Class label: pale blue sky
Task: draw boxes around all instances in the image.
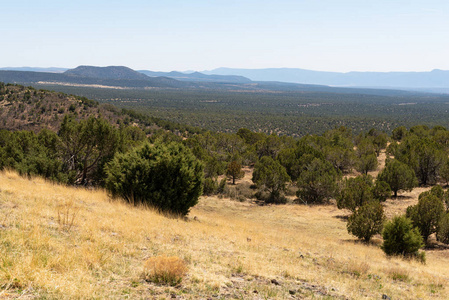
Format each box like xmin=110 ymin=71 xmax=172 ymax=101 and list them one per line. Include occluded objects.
xmin=1 ymin=0 xmax=448 ymax=72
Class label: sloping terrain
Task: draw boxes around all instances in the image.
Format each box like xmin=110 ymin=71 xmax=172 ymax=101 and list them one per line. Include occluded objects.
xmin=0 ymin=66 xmax=432 ymax=96
xmin=138 ymin=70 xmax=252 ymax=84
xmin=0 ymin=83 xmax=201 ymax=135
xmin=64 ymin=66 xmax=151 ymax=81
xmin=0 ymin=168 xmax=448 ymax=299
xmin=0 ymin=84 xmax=115 ymax=132
xmin=204 ymin=68 xmax=449 ymax=90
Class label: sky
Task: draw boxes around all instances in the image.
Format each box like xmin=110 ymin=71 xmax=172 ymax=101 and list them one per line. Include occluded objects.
xmin=1 ymin=0 xmax=448 ymax=72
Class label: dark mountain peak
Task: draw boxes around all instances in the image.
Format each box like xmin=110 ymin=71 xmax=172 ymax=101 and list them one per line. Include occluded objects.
xmin=64 ymin=65 xmax=150 ymax=80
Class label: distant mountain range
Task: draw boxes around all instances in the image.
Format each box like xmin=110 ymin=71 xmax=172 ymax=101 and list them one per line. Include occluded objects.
xmin=65 ymin=65 xmax=150 ymax=81
xmin=0 ymin=68 xmax=187 ymax=88
xmin=0 ymin=67 xmax=67 ymax=73
xmin=203 ymin=67 xmax=449 ymax=92
xmin=2 ymin=65 xmax=449 ymax=92
xmin=138 ymin=70 xmax=251 ymax=83
xmin=0 ymin=66 xmax=251 ymax=84
xmin=0 ymin=65 xmax=447 ymax=95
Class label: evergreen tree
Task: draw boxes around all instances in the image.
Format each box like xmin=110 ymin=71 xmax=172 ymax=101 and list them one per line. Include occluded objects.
xmin=378 ymin=159 xmax=417 ymax=197
xmin=296 ymin=158 xmax=340 ymax=204
xmin=105 ymin=142 xmax=204 ymax=216
xmin=337 ymin=175 xmax=374 ymax=211
xmin=347 ymin=201 xmax=385 ymax=242
xmin=406 ymin=193 xmax=445 ymax=243
xmin=381 ymin=215 xmax=424 ymax=261
xmin=252 ymin=156 xmax=290 ymax=203
xmin=226 ymin=161 xmax=244 ymax=185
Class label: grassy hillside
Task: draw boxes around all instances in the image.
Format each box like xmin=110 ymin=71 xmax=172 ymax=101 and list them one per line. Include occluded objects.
xmin=1 ymin=169 xmax=448 ymax=299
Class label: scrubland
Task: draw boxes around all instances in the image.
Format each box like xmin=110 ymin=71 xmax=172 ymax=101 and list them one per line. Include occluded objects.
xmin=1 ymin=169 xmax=448 ymax=299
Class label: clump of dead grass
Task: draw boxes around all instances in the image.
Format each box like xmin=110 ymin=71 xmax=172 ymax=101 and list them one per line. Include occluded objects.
xmin=385 ymin=266 xmax=410 ymax=282
xmin=143 ymin=256 xmax=188 ymax=286
xmin=344 ymin=260 xmax=370 ymax=278
xmin=56 ymin=198 xmax=80 ymax=232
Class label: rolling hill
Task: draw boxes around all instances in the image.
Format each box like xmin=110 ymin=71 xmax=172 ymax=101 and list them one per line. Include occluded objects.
xmin=204 ymin=67 xmax=449 ymax=92
xmin=138 ymin=70 xmax=252 ymax=83
xmin=0 ymin=67 xmax=432 ymax=97
xmin=0 ymin=69 xmax=190 ymax=89
xmin=0 ymin=82 xmax=202 ymax=135
xmin=64 ymin=65 xmax=151 ymax=81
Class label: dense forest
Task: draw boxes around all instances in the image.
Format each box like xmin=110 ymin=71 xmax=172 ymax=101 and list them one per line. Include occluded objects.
xmin=32 ymin=83 xmax=449 ymax=137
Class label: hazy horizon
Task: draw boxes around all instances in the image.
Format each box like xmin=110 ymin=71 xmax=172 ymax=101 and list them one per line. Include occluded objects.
xmin=1 ymin=66 xmax=448 ymax=74
xmin=1 ymin=0 xmax=448 ymax=73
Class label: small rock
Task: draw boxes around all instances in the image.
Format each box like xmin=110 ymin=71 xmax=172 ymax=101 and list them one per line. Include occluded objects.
xmin=271 ymin=279 xmax=280 ymax=285
xmin=289 ymin=289 xmax=296 ymax=295
xmin=382 ymin=295 xmax=391 ymax=300
xmin=231 ymin=277 xmax=244 ymax=282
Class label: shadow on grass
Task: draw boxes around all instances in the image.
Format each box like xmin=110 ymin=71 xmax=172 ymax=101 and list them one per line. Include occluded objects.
xmin=341 ymin=237 xmax=383 ymax=247
xmin=334 ymin=214 xmax=349 ymax=221
xmin=390 ymin=195 xmax=414 ymax=200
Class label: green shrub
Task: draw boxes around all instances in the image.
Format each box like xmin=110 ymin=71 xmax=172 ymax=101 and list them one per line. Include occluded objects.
xmin=296 ymin=158 xmax=339 ymax=204
xmin=377 ymin=159 xmax=417 ymax=197
xmin=203 ymin=177 xmax=218 ymax=196
xmin=372 ymin=180 xmax=391 ymax=202
xmin=406 ymin=193 xmax=444 ymax=242
xmin=266 ymin=190 xmax=287 ymax=204
xmin=337 ymin=175 xmax=374 ymax=211
xmin=437 ymin=213 xmax=449 ymax=244
xmin=252 ymin=156 xmax=290 ymax=204
xmin=355 ymin=153 xmax=378 ymax=175
xmin=217 ymin=178 xmax=227 ymax=194
xmin=418 ymin=185 xmax=444 ymax=200
xmin=381 ymin=215 xmax=425 ymax=261
xmin=105 ymin=142 xmax=204 ymax=216
xmin=347 ymin=201 xmax=385 ymax=242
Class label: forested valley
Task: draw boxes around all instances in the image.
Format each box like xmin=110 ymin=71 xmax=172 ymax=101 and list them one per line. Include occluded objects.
xmin=32 ymin=83 xmax=449 ymax=137
xmin=3 ymin=81 xmax=449 ymax=298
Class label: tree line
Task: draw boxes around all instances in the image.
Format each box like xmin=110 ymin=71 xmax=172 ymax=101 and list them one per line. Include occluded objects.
xmin=3 ymin=83 xmax=449 ymax=260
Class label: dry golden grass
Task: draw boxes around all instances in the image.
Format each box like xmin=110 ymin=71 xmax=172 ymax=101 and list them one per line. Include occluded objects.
xmin=1 ymin=169 xmax=449 ymax=299
xmin=143 ymin=256 xmax=187 ymax=286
